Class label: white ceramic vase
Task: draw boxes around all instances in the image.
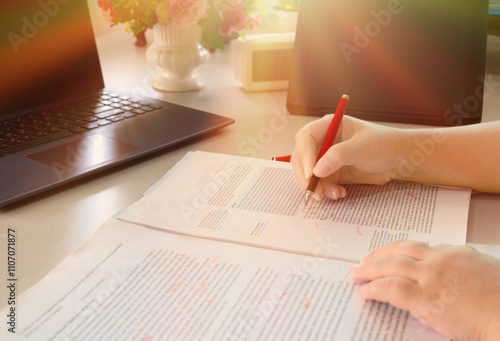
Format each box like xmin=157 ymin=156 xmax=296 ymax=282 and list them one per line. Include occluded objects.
xmin=146 ymin=24 xmax=209 ymax=92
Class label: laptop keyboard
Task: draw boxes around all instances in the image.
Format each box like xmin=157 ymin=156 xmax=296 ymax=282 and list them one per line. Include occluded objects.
xmin=0 ymin=91 xmax=162 ymax=156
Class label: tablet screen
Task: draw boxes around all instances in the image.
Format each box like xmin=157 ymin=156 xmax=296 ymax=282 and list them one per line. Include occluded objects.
xmin=286 ymin=0 xmax=489 ymax=126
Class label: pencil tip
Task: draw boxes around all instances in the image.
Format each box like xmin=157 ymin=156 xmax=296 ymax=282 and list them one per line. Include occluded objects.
xmin=304 ymin=191 xmax=313 ymax=208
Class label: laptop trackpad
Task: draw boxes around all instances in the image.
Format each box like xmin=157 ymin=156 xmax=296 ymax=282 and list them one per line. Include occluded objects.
xmin=26 ymin=134 xmax=138 ymax=175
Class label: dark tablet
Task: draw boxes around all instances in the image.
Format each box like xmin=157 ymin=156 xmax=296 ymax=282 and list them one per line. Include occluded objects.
xmin=286 ymin=0 xmax=489 ymax=126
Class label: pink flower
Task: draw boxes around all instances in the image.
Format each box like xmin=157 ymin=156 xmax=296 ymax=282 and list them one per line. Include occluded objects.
xmin=97 ymin=0 xmax=115 ymax=21
xmin=161 ymin=0 xmax=209 ymax=28
xmin=97 ymin=0 xmax=112 ymax=11
xmin=97 ymin=0 xmax=260 ymax=49
xmin=218 ymin=3 xmax=259 ymax=37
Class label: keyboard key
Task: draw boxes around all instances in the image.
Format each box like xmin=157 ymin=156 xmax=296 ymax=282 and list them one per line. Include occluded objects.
xmin=107 ymin=115 xmax=125 ymax=122
xmin=4 ymin=137 xmax=22 ymax=145
xmin=131 ymin=109 xmax=146 ymax=115
xmin=78 ymin=111 xmax=96 ymax=117
xmin=43 ymin=127 xmax=62 ymax=134
xmin=123 ymin=112 xmax=137 ymax=118
xmin=81 ymin=122 xmax=99 ymax=130
xmin=95 ymin=108 xmax=124 ymax=119
xmin=91 ymin=105 xmax=114 ymax=114
xmin=97 ymin=119 xmax=111 ymax=126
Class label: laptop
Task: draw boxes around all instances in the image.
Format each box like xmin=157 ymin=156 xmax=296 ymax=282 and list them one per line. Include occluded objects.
xmin=0 ymin=0 xmax=234 ymax=207
xmin=287 ymin=0 xmax=489 ymax=126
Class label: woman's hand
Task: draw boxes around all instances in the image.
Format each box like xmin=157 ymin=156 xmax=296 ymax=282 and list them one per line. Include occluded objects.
xmin=291 ymin=115 xmax=404 ymax=200
xmin=352 ymin=241 xmax=500 ymax=341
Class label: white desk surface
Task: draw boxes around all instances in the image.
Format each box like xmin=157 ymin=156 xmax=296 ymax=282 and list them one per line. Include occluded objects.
xmin=1 ymin=31 xmax=500 ymax=303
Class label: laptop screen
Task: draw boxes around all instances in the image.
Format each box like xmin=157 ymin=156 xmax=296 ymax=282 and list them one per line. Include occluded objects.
xmin=286 ymin=0 xmax=489 ymax=126
xmin=0 ymin=0 xmax=104 ymax=115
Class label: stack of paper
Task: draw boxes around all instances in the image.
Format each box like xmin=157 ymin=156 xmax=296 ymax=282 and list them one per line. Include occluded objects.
xmin=1 ymin=152 xmax=473 ymax=340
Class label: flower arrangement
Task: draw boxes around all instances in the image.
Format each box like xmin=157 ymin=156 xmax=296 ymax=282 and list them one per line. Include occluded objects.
xmin=98 ymin=0 xmax=261 ymax=49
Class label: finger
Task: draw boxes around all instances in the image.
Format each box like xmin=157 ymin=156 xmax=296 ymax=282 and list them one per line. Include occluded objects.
xmin=359 ymin=277 xmax=420 ymax=313
xmin=321 ymin=181 xmax=347 ymax=200
xmin=352 ymin=255 xmax=421 ymax=283
xmin=291 ymin=150 xmax=309 ymax=191
xmin=312 ymin=183 xmax=324 ymax=201
xmin=291 ymin=153 xmax=330 ymax=202
xmin=361 ymin=240 xmax=431 ymax=265
xmin=313 ymin=142 xmax=347 ymax=178
xmin=295 ymin=115 xmax=342 ymax=163
xmin=291 ymin=149 xmax=326 ymax=201
xmin=292 ymin=133 xmax=320 ymax=185
xmin=313 ymin=137 xmax=364 ymax=178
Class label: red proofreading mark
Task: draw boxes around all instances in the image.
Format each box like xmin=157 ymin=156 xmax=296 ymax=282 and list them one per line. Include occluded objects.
xmin=302 ymin=297 xmax=310 ymax=309
xmin=276 ymin=292 xmax=286 ymax=300
xmin=168 ymin=281 xmax=181 ymax=293
xmin=205 ymin=256 xmax=220 ymax=269
xmin=356 ymin=214 xmax=373 ymax=236
xmin=325 ymin=277 xmax=332 ymax=286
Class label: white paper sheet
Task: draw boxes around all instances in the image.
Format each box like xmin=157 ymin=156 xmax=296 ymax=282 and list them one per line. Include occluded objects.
xmin=0 ymin=219 xmax=447 ymax=341
xmin=118 ymin=151 xmax=471 ymax=262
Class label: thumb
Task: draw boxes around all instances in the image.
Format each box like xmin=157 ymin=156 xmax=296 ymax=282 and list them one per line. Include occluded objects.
xmin=313 ymin=140 xmax=358 ymax=178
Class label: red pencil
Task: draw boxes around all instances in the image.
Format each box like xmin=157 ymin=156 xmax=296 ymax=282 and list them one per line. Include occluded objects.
xmin=305 ymin=94 xmax=349 ymax=206
xmin=271 ymin=155 xmax=292 ymax=162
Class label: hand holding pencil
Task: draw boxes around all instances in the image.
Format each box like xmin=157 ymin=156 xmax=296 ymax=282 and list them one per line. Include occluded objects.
xmin=303 ymin=94 xmax=349 ymax=206
xmin=290 ymin=97 xmax=401 ymax=203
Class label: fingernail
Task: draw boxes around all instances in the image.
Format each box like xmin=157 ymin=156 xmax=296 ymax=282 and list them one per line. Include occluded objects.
xmin=339 ymin=187 xmax=347 ymax=198
xmin=351 ymin=268 xmax=364 ymax=283
xmin=331 ymin=190 xmax=338 ymax=200
xmin=304 ymin=166 xmax=310 ymax=180
xmin=359 ymin=286 xmax=369 ymax=298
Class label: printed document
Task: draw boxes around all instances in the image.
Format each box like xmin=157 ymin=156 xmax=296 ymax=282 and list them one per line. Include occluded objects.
xmin=118 ymin=151 xmax=471 ymax=262
xmin=1 ymin=219 xmax=448 ymax=341
xmin=1 ymin=151 xmax=472 ymax=340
